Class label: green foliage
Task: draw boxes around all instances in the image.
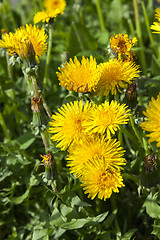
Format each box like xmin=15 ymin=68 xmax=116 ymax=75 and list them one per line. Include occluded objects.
xmin=1 ymin=0 xmax=160 ymax=239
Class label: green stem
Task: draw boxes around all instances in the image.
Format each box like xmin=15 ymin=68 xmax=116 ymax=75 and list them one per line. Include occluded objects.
xmin=72 ymin=21 xmax=85 ymax=51
xmin=31 ymin=75 xmax=39 ymax=98
xmin=142 ymin=136 xmax=151 ymax=155
xmin=6 ymin=53 xmax=13 ymax=80
xmin=141 ymin=1 xmax=158 ymax=58
xmin=133 ymin=0 xmax=147 ymax=74
xmin=43 ymin=25 xmax=53 ymax=90
xmin=22 ymin=68 xmax=32 ymax=92
xmin=127 ymin=18 xmax=135 ymax=36
xmin=118 ymin=127 xmax=123 ymax=146
xmin=0 ymin=112 xmax=11 ymax=144
xmin=95 ymin=0 xmax=106 ymax=33
xmin=42 ymin=98 xmax=52 ymax=119
xmin=40 ymin=129 xmax=50 ymax=150
xmin=120 ymin=125 xmax=139 ymax=147
xmin=129 ymin=114 xmax=143 ymax=147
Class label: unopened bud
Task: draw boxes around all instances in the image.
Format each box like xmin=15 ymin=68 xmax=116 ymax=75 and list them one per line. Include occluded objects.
xmin=40 ymin=152 xmax=57 ymax=180
xmin=31 ymin=96 xmax=48 ymax=128
xmin=141 ymin=154 xmax=160 ymax=188
xmin=124 ymin=81 xmax=138 ymax=109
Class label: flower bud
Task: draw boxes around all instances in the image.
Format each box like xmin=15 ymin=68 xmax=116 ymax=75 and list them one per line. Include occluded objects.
xmin=124 ymin=81 xmax=138 ymax=109
xmin=31 ymin=96 xmax=48 ymax=128
xmin=141 ymin=154 xmax=160 ymax=188
xmin=40 ymin=152 xmax=57 ymax=180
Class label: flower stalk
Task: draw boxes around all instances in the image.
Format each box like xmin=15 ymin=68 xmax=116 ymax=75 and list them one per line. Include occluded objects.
xmin=129 ymin=114 xmax=143 ymax=147
xmin=43 ymin=24 xmax=54 ymax=90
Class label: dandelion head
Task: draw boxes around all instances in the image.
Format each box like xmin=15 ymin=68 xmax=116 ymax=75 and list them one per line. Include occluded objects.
xmin=67 ymin=136 xmax=126 ymax=178
xmin=49 ymin=101 xmax=92 ymax=151
xmin=0 ymin=24 xmax=48 ymax=62
xmin=110 ymin=33 xmax=137 ymax=60
xmin=96 ymin=59 xmax=140 ymax=96
xmin=84 ymin=100 xmax=130 ymax=138
xmin=150 ymin=8 xmax=160 ymax=34
xmin=81 ymin=158 xmax=125 ymax=200
xmin=154 ymin=8 xmax=160 ymax=21
xmin=140 ymin=94 xmax=160 ymax=147
xmin=40 ymin=152 xmax=55 ymax=168
xmin=34 ymin=9 xmax=63 ymax=24
xmin=150 ymin=21 xmax=160 ymax=34
xmin=56 ymin=56 xmax=101 ymax=93
xmin=44 ymin=0 xmax=66 ymax=12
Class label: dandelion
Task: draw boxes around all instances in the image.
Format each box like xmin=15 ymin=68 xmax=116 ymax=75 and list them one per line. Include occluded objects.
xmin=44 ymin=0 xmax=66 ymax=12
xmin=84 ymin=100 xmax=130 ymax=138
xmin=150 ymin=8 xmax=160 ymax=33
xmin=56 ymin=56 xmax=101 ymax=93
xmin=140 ymin=94 xmax=160 ymax=147
xmin=34 ymin=9 xmax=63 ymax=24
xmin=0 ymin=24 xmax=48 ymax=62
xmin=110 ymin=33 xmax=137 ymax=60
xmin=49 ymin=101 xmax=92 ymax=150
xmin=155 ymin=8 xmax=160 ymax=21
xmin=67 ymin=136 xmax=126 ymax=178
xmin=80 ymin=157 xmax=125 ymax=200
xmin=40 ymin=152 xmax=54 ymax=168
xmin=96 ymin=59 xmax=140 ymax=96
xmin=151 ymin=22 xmax=160 ymax=34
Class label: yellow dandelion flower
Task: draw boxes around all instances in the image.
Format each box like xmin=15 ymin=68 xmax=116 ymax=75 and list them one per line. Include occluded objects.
xmin=150 ymin=21 xmax=160 ymax=33
xmin=110 ymin=33 xmax=137 ymax=60
xmin=67 ymin=136 xmax=126 ymax=178
xmin=40 ymin=152 xmax=54 ymax=168
xmin=80 ymin=158 xmax=125 ymax=200
xmin=140 ymin=94 xmax=160 ymax=147
xmin=49 ymin=100 xmax=92 ymax=150
xmin=96 ymin=59 xmax=140 ymax=96
xmin=84 ymin=100 xmax=130 ymax=138
xmin=150 ymin=8 xmax=160 ymax=33
xmin=155 ymin=8 xmax=160 ymax=21
xmin=0 ymin=24 xmax=47 ymax=62
xmin=56 ymin=56 xmax=101 ymax=93
xmin=44 ymin=0 xmax=66 ymax=12
xmin=34 ymin=9 xmax=63 ymax=24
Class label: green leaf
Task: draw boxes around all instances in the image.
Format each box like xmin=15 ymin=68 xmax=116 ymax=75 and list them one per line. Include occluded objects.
xmin=121 ymin=229 xmax=137 ymax=240
xmin=152 ymin=219 xmax=160 ymax=239
xmin=50 ymin=208 xmax=66 ymax=226
xmin=15 ymin=132 xmax=35 ymax=150
xmin=32 ymin=229 xmax=48 ymax=240
xmin=143 ymin=193 xmax=160 ymax=219
xmin=71 ymin=196 xmax=91 ymax=207
xmin=60 ymin=211 xmax=109 ymax=230
xmin=0 ymin=169 xmax=12 ymax=181
xmin=54 ymin=228 xmax=66 ymax=239
xmin=11 ymin=188 xmax=30 ymax=205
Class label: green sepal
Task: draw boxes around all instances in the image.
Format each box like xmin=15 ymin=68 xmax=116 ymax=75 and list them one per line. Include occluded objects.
xmin=141 ymin=161 xmax=160 ymax=188
xmin=32 ymin=111 xmax=48 ymax=128
xmin=44 ymin=165 xmax=57 ymax=181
